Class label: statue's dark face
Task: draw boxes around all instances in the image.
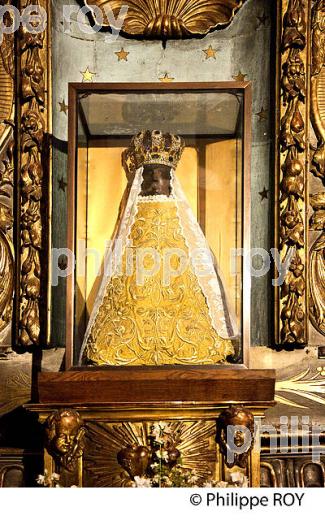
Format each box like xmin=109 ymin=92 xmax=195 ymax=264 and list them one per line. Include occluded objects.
xmin=140 ymin=164 xmax=172 ymax=197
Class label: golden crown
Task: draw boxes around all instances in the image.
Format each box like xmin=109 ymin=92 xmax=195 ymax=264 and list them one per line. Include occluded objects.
xmin=122 ymin=130 xmax=185 ymax=179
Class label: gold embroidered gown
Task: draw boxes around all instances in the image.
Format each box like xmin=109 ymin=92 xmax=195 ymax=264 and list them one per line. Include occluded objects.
xmin=82 ymin=198 xmax=235 ymax=366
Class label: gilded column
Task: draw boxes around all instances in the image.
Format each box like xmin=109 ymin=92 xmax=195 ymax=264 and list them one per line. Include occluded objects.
xmin=275 ymin=0 xmax=311 ymax=345
xmin=16 ymin=0 xmax=51 ymax=347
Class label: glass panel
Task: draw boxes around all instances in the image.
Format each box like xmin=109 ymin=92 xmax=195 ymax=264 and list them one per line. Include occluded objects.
xmin=74 ymin=88 xmax=246 ymax=366
xmin=75 ymin=112 xmax=88 ymax=357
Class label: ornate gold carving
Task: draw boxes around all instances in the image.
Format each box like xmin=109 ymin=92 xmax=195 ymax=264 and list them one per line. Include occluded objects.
xmin=310 ymin=1 xmax=325 ymax=337
xmin=117 ymin=445 xmax=151 ymax=479
xmin=216 ymin=406 xmax=255 ymax=469
xmin=84 ymin=421 xmax=216 ymax=487
xmin=260 ymin=457 xmax=325 ymax=487
xmin=275 ymin=365 xmax=325 ymax=408
xmin=117 ymin=423 xmax=181 ymax=481
xmin=299 ymin=461 xmax=325 ymax=486
xmin=311 ymin=0 xmax=325 ymax=184
xmin=123 ymin=129 xmax=185 ymax=173
xmin=309 ymin=193 xmax=325 ymax=334
xmin=0 ymin=138 xmax=14 ymax=338
xmin=0 ymin=0 xmax=14 ymax=144
xmin=277 ymin=0 xmax=310 ymax=344
xmin=83 ymin=0 xmax=245 ymax=40
xmin=260 ymin=461 xmax=278 ymax=487
xmin=17 ymin=0 xmax=50 ymax=346
xmin=45 ymin=410 xmax=86 ymax=472
xmin=0 ymin=1 xmax=15 ymax=344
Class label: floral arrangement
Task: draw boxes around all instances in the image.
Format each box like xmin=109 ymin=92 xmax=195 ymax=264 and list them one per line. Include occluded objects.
xmin=132 ymin=421 xmax=249 ymax=488
xmin=36 ymin=470 xmax=79 ymax=488
xmin=36 ymin=470 xmax=61 ymax=488
xmin=133 ymin=470 xmax=248 ymax=488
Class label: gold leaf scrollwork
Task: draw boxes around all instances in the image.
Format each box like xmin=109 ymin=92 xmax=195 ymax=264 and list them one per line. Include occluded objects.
xmin=309 ymin=193 xmax=325 ymax=335
xmin=18 ymin=0 xmax=49 ymax=346
xmin=311 ymin=0 xmax=325 ymax=184
xmin=0 ymin=139 xmax=14 ymax=338
xmin=0 ymin=0 xmax=14 ymax=144
xmin=278 ymin=0 xmax=308 ymax=344
xmin=281 ymin=251 xmax=305 ymax=342
xmin=309 ymin=1 xmax=325 ymax=337
xmin=0 ymin=1 xmax=15 ymax=345
xmin=83 ymin=202 xmax=233 ymax=366
xmin=83 ymin=0 xmax=246 ymax=40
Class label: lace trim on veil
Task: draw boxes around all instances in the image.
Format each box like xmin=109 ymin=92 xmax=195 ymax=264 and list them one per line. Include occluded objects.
xmin=78 ymin=167 xmax=144 ymax=364
xmin=137 ymin=194 xmax=176 ymax=202
xmin=170 ymin=170 xmax=238 ymax=339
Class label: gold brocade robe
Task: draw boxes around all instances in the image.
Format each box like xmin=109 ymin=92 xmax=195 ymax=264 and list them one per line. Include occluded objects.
xmin=83 ymin=200 xmax=234 ymax=366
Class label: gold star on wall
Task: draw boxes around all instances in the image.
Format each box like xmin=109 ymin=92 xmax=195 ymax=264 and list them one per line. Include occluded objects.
xmin=203 ymin=45 xmax=217 ymax=60
xmin=115 ymin=48 xmax=129 ymax=61
xmin=259 ymin=187 xmax=269 ymax=201
xmin=59 ymin=99 xmax=68 ymax=115
xmin=257 ymin=12 xmax=268 ymax=26
xmin=58 ymin=177 xmax=68 ymax=192
xmin=256 ymin=106 xmax=268 ymax=121
xmin=159 ymin=73 xmax=175 ymax=83
xmin=80 ymin=67 xmax=96 ymax=82
xmin=232 ymin=71 xmax=248 ymax=82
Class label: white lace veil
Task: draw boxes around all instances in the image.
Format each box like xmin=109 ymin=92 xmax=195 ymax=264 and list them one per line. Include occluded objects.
xmin=170 ymin=171 xmax=238 ymax=340
xmin=79 ymin=166 xmax=238 ymax=364
xmin=78 ymin=167 xmax=144 ymax=364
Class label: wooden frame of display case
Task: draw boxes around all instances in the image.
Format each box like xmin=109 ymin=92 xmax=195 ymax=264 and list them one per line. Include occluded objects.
xmin=65 ymin=81 xmax=252 ymax=370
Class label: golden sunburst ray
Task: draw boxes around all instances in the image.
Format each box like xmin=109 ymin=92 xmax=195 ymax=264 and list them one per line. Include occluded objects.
xmin=83 ymin=420 xmax=217 ymax=486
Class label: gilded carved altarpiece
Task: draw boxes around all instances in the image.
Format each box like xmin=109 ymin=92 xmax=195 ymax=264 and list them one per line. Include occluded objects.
xmin=2 ymin=1 xmax=322 ymax=352
xmin=0 ymin=0 xmax=325 ymax=488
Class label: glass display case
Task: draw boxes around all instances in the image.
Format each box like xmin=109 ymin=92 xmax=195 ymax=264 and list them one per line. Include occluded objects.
xmin=66 ymin=83 xmax=251 ymax=367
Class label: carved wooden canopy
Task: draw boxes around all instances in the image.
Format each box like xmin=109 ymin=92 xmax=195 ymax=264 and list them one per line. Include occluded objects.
xmin=82 ymin=0 xmax=246 ymax=40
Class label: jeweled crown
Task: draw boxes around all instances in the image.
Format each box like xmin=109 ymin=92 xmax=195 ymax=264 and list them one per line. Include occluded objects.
xmin=123 ymin=130 xmax=185 ymax=178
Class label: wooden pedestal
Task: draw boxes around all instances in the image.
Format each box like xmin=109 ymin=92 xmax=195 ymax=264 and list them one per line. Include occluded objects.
xmin=27 ymin=367 xmax=275 ymax=488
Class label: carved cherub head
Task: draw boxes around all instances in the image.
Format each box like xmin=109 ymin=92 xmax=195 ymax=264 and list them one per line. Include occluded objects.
xmin=45 ymin=409 xmax=85 ymax=471
xmin=216 ymin=406 xmax=255 ymax=469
